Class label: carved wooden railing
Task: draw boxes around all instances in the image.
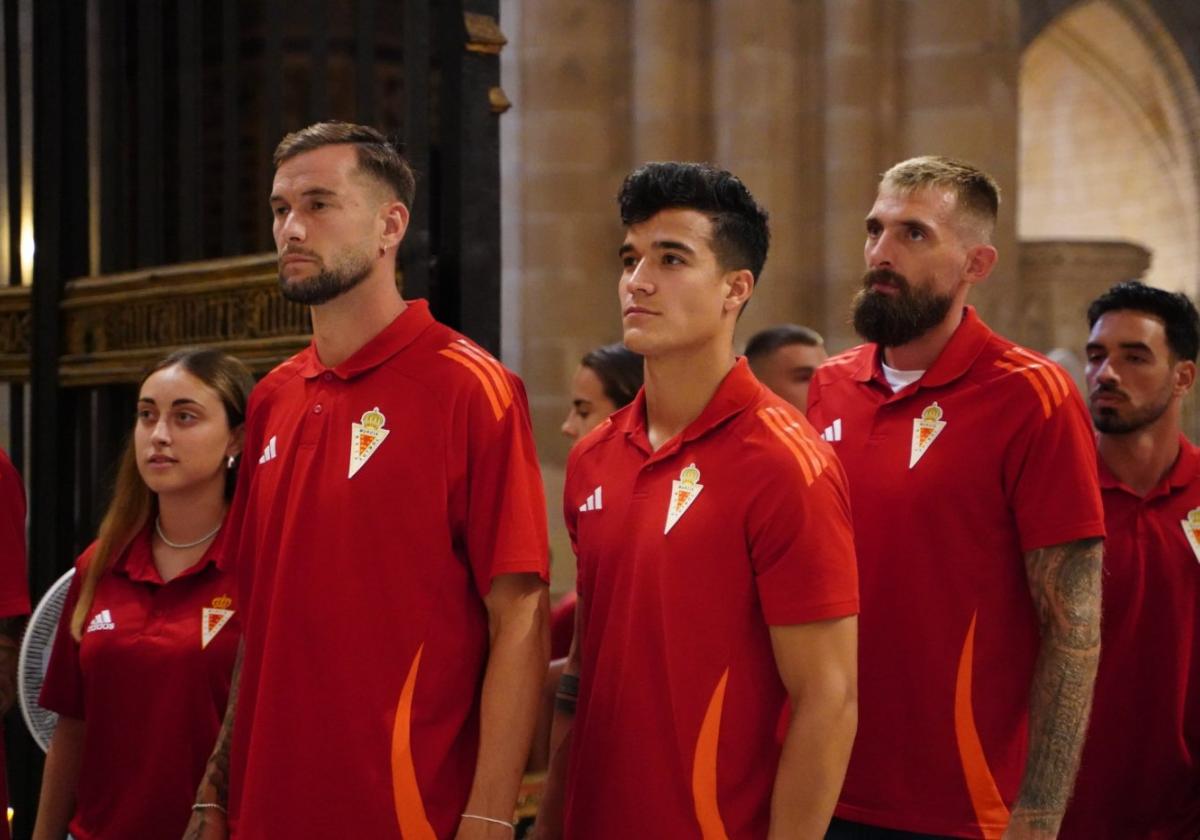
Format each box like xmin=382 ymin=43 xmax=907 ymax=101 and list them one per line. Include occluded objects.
xmin=0 ymin=254 xmax=315 ymax=385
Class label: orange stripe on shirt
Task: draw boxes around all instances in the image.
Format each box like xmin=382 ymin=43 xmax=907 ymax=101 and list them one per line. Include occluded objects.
xmin=994 ymin=359 xmax=1053 ymax=419
xmin=1006 ymin=346 xmax=1069 ymax=404
xmin=439 ymin=348 xmax=506 ymax=420
xmin=691 ymin=668 xmax=732 ymax=840
xmin=391 ymin=645 xmax=437 ymax=840
xmin=767 ymin=406 xmax=828 ymax=479
xmin=452 ymin=340 xmax=515 ymax=406
xmin=954 ymin=613 xmax=1010 ymax=839
xmin=757 ymin=408 xmax=816 ymax=485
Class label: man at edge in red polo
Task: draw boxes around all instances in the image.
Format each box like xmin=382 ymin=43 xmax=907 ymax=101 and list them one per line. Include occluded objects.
xmin=808 ymin=156 xmax=1106 ymax=840
xmin=535 ymin=162 xmax=860 ymax=839
xmin=1060 ymin=281 xmax=1200 ymax=839
xmin=184 ymin=122 xmax=550 ymax=840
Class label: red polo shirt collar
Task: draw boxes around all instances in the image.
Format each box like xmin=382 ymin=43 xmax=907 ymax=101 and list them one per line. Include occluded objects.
xmin=296 ymin=299 xmax=435 ymax=381
xmin=614 ymin=357 xmax=761 ymax=460
xmin=1098 ymin=433 xmax=1199 ymax=500
xmin=853 ymin=306 xmax=994 ymax=391
xmin=113 ymin=525 xmax=227 ymax=584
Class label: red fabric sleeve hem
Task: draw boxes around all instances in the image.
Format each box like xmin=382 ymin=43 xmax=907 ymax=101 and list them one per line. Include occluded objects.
xmin=1017 ymin=520 xmax=1106 ymax=555
xmin=763 ymin=597 xmax=859 ymax=627
xmin=478 ymin=560 xmax=551 ymax=595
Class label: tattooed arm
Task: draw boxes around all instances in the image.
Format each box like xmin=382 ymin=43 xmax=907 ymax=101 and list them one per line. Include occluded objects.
xmin=1005 ymin=538 xmax=1102 ymax=839
xmin=0 ymin=614 xmax=26 ymax=714
xmin=182 ymin=640 xmax=243 ymax=840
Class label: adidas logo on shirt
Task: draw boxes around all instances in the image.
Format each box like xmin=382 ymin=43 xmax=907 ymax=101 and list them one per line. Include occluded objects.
xmin=258 ymin=435 xmax=278 ymax=464
xmin=821 ymin=419 xmax=843 ymax=443
xmin=86 ymin=609 xmax=115 ymax=633
xmin=578 ymin=486 xmax=603 ymax=512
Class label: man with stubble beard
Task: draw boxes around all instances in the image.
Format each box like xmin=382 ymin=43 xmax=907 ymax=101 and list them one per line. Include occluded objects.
xmin=808 ymin=156 xmax=1105 ymax=840
xmin=185 ymin=122 xmax=550 ymax=840
xmin=1060 ymin=282 xmax=1200 ymax=839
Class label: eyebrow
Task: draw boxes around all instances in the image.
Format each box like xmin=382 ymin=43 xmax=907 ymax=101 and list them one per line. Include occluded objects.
xmin=138 ymin=397 xmax=205 ymax=408
xmin=572 ymin=399 xmax=593 ymax=409
xmin=618 ymin=239 xmax=698 ymax=256
xmin=269 ymin=186 xmax=338 ymax=204
xmin=1085 ymin=341 xmax=1154 ymax=353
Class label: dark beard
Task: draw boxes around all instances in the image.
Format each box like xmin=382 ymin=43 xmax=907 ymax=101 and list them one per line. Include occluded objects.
xmin=1090 ymin=385 xmax=1172 ymax=434
xmin=852 ymin=268 xmax=955 ymax=347
xmin=278 ymin=256 xmax=371 ymax=306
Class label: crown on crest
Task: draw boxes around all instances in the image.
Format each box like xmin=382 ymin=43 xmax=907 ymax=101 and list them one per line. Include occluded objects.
xmin=680 ymin=463 xmax=701 ymax=484
xmin=211 ymin=595 xmax=232 ymax=610
xmin=921 ymin=403 xmax=944 ymax=422
xmin=360 ymin=407 xmax=386 ymax=429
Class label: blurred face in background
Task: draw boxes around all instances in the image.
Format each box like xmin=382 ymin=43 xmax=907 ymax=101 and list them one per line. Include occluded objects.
xmin=561 ymin=365 xmax=618 ymax=446
xmin=750 ymin=342 xmax=828 ymax=411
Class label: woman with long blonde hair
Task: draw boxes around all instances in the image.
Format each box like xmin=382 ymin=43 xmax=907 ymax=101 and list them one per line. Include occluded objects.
xmin=33 ymin=347 xmax=253 ymax=840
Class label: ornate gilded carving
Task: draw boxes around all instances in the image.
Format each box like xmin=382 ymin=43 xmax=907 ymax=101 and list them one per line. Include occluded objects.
xmin=56 ymin=253 xmax=311 ymax=385
xmin=0 ymin=286 xmax=32 ymax=382
xmin=464 ymin=12 xmax=506 ymax=55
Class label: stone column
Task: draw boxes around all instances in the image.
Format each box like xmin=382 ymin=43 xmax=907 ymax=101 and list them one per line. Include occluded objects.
xmin=896 ymin=0 xmax=1022 ymax=338
xmin=1019 ymin=238 xmax=1151 ymax=357
xmin=631 ymin=0 xmax=711 ymax=163
xmin=712 ymin=0 xmax=825 ymax=348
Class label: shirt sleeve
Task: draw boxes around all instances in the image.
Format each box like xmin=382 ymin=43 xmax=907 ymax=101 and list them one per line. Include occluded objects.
xmin=1004 ymin=380 xmax=1106 ymax=552
xmin=463 ymin=368 xmax=550 ymax=595
xmin=39 ymin=561 xmax=86 ymax=719
xmin=746 ymin=445 xmax=859 ymax=626
xmin=0 ymin=450 xmax=30 ymax=619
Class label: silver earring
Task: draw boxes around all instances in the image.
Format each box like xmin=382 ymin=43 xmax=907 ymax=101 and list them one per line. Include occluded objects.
xmin=227 ymin=455 xmax=236 ymax=469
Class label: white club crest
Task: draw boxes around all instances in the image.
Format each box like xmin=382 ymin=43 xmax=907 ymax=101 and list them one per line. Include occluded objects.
xmin=664 ymin=463 xmax=704 ymax=535
xmin=349 ymin=406 xmax=390 ymax=479
xmin=1181 ymin=508 xmax=1200 ymax=564
xmin=201 ymin=595 xmax=235 ymax=649
xmin=909 ymin=402 xmax=947 ymax=468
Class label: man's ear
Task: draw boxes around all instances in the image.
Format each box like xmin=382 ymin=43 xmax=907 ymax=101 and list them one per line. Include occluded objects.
xmin=1174 ymin=359 xmax=1197 ymax=398
xmin=379 ymin=201 xmax=411 ymax=255
xmin=723 ymin=269 xmax=755 ymax=314
xmin=963 ymin=243 xmax=998 ymax=286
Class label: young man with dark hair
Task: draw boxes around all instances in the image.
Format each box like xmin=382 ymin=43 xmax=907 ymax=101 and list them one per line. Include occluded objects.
xmin=808 ymin=155 xmax=1105 ymax=839
xmin=536 ymin=162 xmax=859 ymax=839
xmin=1060 ymin=281 xmax=1200 ymax=838
xmin=185 ymin=122 xmax=550 ymax=840
xmin=745 ymin=324 xmax=828 ymax=411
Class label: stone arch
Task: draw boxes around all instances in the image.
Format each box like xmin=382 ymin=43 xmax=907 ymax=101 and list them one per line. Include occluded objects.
xmin=1019 ymin=0 xmax=1200 ymax=296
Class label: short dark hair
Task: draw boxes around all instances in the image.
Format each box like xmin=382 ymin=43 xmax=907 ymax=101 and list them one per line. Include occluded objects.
xmin=274 ymin=121 xmax=416 ymax=208
xmin=618 ymin=162 xmax=770 ymax=280
xmin=1087 ymin=280 xmax=1200 ymax=362
xmin=744 ymin=324 xmax=824 ymax=362
xmin=581 ymin=343 xmax=643 ymax=408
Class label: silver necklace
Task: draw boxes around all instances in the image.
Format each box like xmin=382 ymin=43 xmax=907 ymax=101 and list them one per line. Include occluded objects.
xmin=155 ymin=516 xmax=222 ymax=549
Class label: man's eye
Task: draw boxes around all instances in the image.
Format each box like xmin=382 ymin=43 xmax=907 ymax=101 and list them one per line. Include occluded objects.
xmin=907 ymin=228 xmax=925 ymax=241
xmin=663 ymin=254 xmax=683 ymax=265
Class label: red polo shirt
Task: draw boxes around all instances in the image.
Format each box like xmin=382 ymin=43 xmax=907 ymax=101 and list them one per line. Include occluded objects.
xmin=1060 ymin=436 xmax=1200 ymax=839
xmin=226 ymin=300 xmax=548 ymax=839
xmin=40 ymin=527 xmax=238 ymax=840
xmin=563 ymin=359 xmax=858 ymax=839
xmin=0 ymin=450 xmax=28 ymax=840
xmin=807 ymin=307 xmax=1105 ymax=838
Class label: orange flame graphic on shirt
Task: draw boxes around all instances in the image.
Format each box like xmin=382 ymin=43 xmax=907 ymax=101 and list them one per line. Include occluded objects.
xmin=391 ymin=644 xmax=436 ymax=840
xmin=691 ymin=668 xmax=731 ymax=840
xmin=954 ymin=612 xmax=1010 ymax=839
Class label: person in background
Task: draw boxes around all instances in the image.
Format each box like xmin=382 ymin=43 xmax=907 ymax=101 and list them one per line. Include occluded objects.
xmin=0 ymin=448 xmax=30 ymax=840
xmin=553 ymin=342 xmax=642 ymax=658
xmin=745 ymin=324 xmax=827 ymax=411
xmin=34 ymin=347 xmax=252 ymax=840
xmin=1061 ymin=281 xmax=1200 ymax=839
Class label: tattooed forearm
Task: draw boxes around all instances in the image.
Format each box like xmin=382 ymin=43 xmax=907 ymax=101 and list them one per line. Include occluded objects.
xmin=184 ymin=640 xmax=243 ymax=840
xmin=1012 ymin=537 xmax=1102 ymax=831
